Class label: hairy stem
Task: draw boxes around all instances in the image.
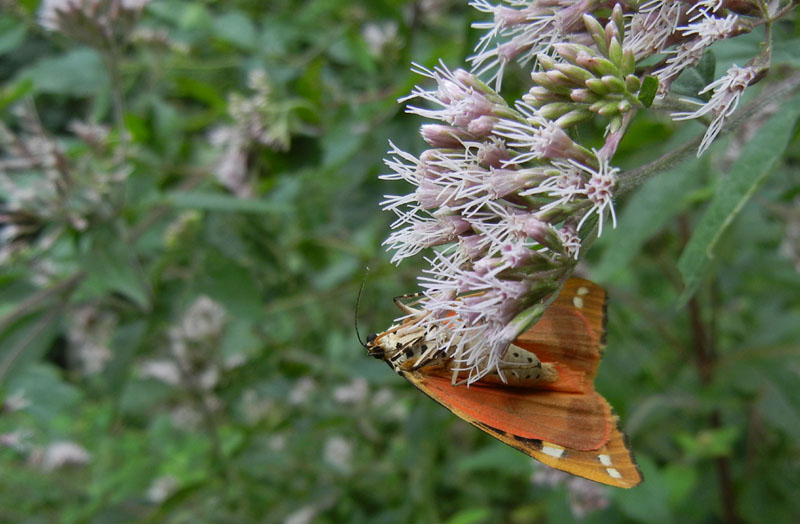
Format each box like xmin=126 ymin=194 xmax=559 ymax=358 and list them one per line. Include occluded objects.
xmin=617 ymin=70 xmax=800 ymax=195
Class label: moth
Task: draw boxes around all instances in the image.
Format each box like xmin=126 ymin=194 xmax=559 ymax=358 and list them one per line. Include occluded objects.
xmin=364 ymin=278 xmax=642 ymax=488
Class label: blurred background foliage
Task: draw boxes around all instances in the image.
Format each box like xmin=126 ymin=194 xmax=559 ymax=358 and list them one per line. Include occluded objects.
xmin=0 ymin=1 xmax=799 ymax=523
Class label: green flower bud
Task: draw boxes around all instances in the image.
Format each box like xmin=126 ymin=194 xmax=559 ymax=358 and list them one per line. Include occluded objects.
xmin=554 ymin=63 xmax=594 ymax=85
xmin=587 ymin=56 xmax=622 ymax=78
xmin=570 ymin=88 xmax=600 ymax=104
xmin=554 ymin=108 xmax=592 ymax=127
xmin=608 ymin=38 xmax=623 ymax=69
xmin=625 ymin=74 xmax=641 ymax=93
xmin=601 ymin=75 xmax=627 ymax=93
xmin=585 ymin=78 xmax=611 ymax=96
xmin=597 ymin=100 xmax=621 ymax=117
xmin=538 ymin=102 xmax=574 ymax=119
xmin=583 ymin=14 xmax=607 ymax=56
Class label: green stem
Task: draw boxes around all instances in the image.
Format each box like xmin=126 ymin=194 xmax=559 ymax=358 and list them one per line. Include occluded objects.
xmin=103 ymin=44 xmax=128 ymax=157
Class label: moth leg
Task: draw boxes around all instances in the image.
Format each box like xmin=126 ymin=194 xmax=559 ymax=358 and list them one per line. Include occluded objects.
xmin=393 ymin=292 xmax=423 ymax=316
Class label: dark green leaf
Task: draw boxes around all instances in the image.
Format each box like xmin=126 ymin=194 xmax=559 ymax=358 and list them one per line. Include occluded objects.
xmin=671 ymin=51 xmax=716 ymax=99
xmin=614 ymin=457 xmax=673 ymax=524
xmin=677 ymin=93 xmax=800 ymax=304
xmin=165 ymin=191 xmax=282 ymax=214
xmin=0 ymin=18 xmax=27 ymax=55
xmin=595 ymin=158 xmax=701 ymax=281
xmin=444 ymin=508 xmax=491 ymax=524
xmin=0 ymin=78 xmax=33 ymax=112
xmin=79 ymin=233 xmax=151 ymax=310
xmin=212 ymin=11 xmax=258 ymax=51
xmin=16 ymin=48 xmax=108 ymax=96
xmin=637 ymin=75 xmax=659 ymax=108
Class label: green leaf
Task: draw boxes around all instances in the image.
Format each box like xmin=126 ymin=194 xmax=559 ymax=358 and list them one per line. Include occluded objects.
xmin=79 ymin=232 xmax=151 ymax=310
xmin=661 ymin=463 xmax=698 ymax=507
xmin=671 ymin=51 xmax=716 ymax=99
xmin=165 ymin=191 xmax=282 ymax=214
xmin=103 ymin=320 xmax=148 ymax=398
xmin=212 ymin=11 xmax=258 ymax=50
xmin=756 ymin=367 xmax=800 ymax=440
xmin=595 ymin=158 xmax=702 ymax=281
xmin=695 ymin=50 xmax=716 ymax=86
xmin=675 ymin=426 xmax=740 ymax=460
xmin=15 ymin=48 xmax=108 ymax=96
xmin=637 ymin=75 xmax=659 ymax=108
xmin=0 ymin=18 xmax=27 ymax=55
xmin=6 ymin=363 xmax=82 ymax=425
xmin=455 ymin=444 xmax=532 ymax=476
xmin=0 ymin=311 xmax=61 ymax=388
xmin=198 ymin=250 xmax=263 ymax=321
xmin=773 ymin=38 xmax=800 ymax=67
xmin=0 ymin=78 xmax=33 ymax=112
xmin=444 ymin=508 xmax=492 ymax=524
xmin=677 ymin=94 xmax=800 ymax=304
xmin=614 ymin=456 xmax=673 ymax=524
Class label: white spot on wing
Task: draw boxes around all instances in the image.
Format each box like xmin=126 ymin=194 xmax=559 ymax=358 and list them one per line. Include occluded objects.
xmin=572 ymin=296 xmax=584 ymax=309
xmin=577 ymin=286 xmax=590 ymax=296
xmin=542 ymin=446 xmax=565 ymax=458
xmin=598 ymin=454 xmax=612 ymax=466
xmin=606 ymin=467 xmax=622 ymax=479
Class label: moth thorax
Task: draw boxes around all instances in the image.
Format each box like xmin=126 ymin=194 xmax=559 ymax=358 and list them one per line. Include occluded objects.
xmin=369 ymin=322 xmax=431 ymax=370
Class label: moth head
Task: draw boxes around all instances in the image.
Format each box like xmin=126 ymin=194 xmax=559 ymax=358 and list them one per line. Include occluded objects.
xmin=365 ymin=332 xmax=385 ymax=359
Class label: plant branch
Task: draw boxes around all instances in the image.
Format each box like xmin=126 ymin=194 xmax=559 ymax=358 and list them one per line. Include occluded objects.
xmin=618 ymin=70 xmax=800 ymax=195
xmin=679 ymin=215 xmax=739 ymax=524
xmin=0 ymin=272 xmax=85 ymax=334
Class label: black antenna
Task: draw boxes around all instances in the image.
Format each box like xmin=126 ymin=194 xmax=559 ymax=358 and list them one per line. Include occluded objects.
xmin=355 ymin=267 xmax=369 ymax=348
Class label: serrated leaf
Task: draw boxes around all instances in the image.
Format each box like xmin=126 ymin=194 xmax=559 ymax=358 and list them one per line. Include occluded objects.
xmin=677 ymin=94 xmax=800 ymax=304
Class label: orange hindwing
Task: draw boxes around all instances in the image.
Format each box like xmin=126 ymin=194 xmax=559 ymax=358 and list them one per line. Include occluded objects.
xmin=368 ymin=278 xmax=642 ymax=488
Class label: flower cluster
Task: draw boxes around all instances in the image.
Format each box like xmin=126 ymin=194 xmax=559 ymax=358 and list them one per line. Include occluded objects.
xmin=381 ymin=1 xmax=790 ymax=382
xmin=472 ymin=0 xmax=771 ymax=155
xmin=137 ymin=295 xmax=232 ymax=429
xmin=382 ymin=61 xmax=617 ymax=382
xmin=210 ymin=70 xmax=299 ymax=197
xmin=39 ymin=0 xmax=151 ymax=45
xmin=66 ymin=305 xmax=118 ymax=376
xmin=0 ymin=108 xmax=124 ymax=264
